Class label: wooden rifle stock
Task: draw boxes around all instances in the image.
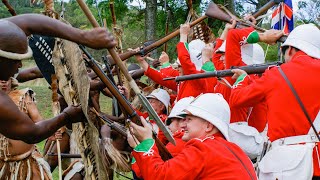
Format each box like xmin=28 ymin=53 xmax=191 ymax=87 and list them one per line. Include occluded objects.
xmin=79 ymin=45 xmax=173 ymax=161
xmin=205 ymin=2 xmax=287 ymax=42
xmin=106 ymin=15 xmax=208 ymax=65
xmin=164 ymin=61 xmax=283 ymax=82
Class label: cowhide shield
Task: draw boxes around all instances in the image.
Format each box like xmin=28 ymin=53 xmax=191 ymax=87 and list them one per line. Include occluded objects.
xmin=51 ymin=38 xmax=108 ymax=180
xmin=29 ymin=35 xmax=55 ymax=85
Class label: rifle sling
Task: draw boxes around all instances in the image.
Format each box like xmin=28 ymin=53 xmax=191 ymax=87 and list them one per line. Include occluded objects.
xmin=216 ymin=140 xmax=255 ymax=180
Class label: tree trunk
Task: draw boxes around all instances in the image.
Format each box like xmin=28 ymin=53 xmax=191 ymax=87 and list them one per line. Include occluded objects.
xmin=145 ymin=0 xmax=157 ymax=42
xmin=145 ymin=0 xmax=157 ymax=57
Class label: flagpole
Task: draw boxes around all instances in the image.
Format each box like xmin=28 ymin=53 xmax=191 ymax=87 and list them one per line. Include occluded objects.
xmin=278 ymin=1 xmax=283 ymax=62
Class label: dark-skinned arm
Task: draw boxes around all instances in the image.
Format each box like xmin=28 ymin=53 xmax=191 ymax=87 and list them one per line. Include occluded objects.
xmin=0 ymin=91 xmax=83 ymax=144
xmin=16 ymin=66 xmax=43 ymax=83
xmin=5 ymin=14 xmax=116 ymax=50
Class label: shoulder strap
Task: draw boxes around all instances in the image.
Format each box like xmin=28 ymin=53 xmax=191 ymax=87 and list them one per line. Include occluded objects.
xmin=216 ymin=140 xmax=255 ymax=180
xmin=277 ymin=67 xmax=320 ymax=141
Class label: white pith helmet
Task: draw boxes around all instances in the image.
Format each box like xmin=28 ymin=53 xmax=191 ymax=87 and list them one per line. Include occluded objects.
xmin=241 ymin=43 xmax=265 ymax=65
xmin=189 ymin=39 xmax=206 ymax=71
xmin=146 ymin=88 xmax=170 ymax=115
xmin=178 ymin=93 xmax=231 ymax=140
xmin=216 ymin=41 xmax=265 ymax=65
xmin=282 ymin=24 xmax=320 ymax=59
xmin=166 ymin=97 xmax=195 ymax=125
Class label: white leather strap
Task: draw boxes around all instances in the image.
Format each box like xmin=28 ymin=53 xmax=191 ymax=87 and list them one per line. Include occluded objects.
xmin=272 ymin=134 xmax=319 ymax=148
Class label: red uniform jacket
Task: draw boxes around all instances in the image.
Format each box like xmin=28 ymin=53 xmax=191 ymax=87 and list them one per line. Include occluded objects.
xmin=131 ymin=130 xmax=187 ymax=179
xmin=176 ymin=42 xmax=216 ymax=100
xmin=160 ymin=62 xmax=179 ymax=77
xmin=230 ymin=51 xmax=320 ymax=175
xmin=132 ymin=133 xmax=257 ymax=180
xmin=212 ymin=38 xmax=225 ymax=71
xmin=144 ymin=43 xmax=216 ymax=101
xmin=222 ymin=27 xmax=267 ymax=131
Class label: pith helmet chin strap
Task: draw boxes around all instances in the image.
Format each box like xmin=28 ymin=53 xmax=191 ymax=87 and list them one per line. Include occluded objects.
xmin=0 ymin=46 xmax=33 ymax=60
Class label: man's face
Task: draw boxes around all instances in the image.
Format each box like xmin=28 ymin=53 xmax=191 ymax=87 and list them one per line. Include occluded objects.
xmin=168 ymin=118 xmax=183 ymax=133
xmin=0 ymin=79 xmax=12 ymax=93
xmin=0 ymin=59 xmax=22 ymax=81
xmin=219 ymin=54 xmax=226 ymax=68
xmin=159 ymin=51 xmax=169 ymax=64
xmin=181 ymin=114 xmax=208 ymax=141
xmin=148 ymin=98 xmax=165 ymax=115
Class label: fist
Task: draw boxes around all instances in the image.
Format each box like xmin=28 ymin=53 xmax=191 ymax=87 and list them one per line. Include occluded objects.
xmin=260 ymin=29 xmax=284 ymax=45
xmin=180 ymin=23 xmax=190 ymax=36
xmin=151 ymin=59 xmax=161 ymax=69
xmin=244 ymin=14 xmax=257 ymax=25
xmin=83 ymin=28 xmax=117 ymax=49
xmin=62 ymin=105 xmax=86 ymax=123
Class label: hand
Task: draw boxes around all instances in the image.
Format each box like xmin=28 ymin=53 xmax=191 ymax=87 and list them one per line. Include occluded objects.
xmin=225 ymin=20 xmax=237 ymax=30
xmin=201 ymin=43 xmax=214 ymax=64
xmin=135 ymin=54 xmax=146 ymax=63
xmin=180 ymin=23 xmax=190 ymax=42
xmin=83 ymin=28 xmax=117 ymax=49
xmin=231 ymin=69 xmax=247 ymax=79
xmin=128 ymin=47 xmax=140 ymax=53
xmin=128 ymin=117 xmax=153 ymax=142
xmin=54 ymin=130 xmax=63 ymax=140
xmin=244 ymin=14 xmax=257 ymax=25
xmin=118 ymin=85 xmax=129 ymax=99
xmin=100 ymin=124 xmax=111 ymax=139
xmin=62 ymin=105 xmax=86 ymax=123
xmin=127 ymin=129 xmax=140 ymax=148
xmin=180 ymin=23 xmax=190 ymax=35
xmin=259 ymin=29 xmax=284 ymax=45
xmin=151 ymin=59 xmax=161 ymax=69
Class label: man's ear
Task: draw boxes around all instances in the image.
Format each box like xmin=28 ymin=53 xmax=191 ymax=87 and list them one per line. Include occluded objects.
xmin=288 ymin=46 xmax=297 ymax=57
xmin=205 ymin=122 xmax=214 ymax=133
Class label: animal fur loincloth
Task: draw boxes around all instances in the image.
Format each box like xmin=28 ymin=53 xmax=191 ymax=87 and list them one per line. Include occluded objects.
xmin=0 ymin=147 xmax=52 ymax=180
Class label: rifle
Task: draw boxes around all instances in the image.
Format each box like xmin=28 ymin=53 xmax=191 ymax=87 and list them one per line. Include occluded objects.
xmin=164 ymin=61 xmax=283 ymax=82
xmin=205 ymin=2 xmax=287 ymax=43
xmin=251 ymin=0 xmax=283 ymax=18
xmin=105 ymin=15 xmax=208 ymax=66
xmin=79 ymin=45 xmax=173 ymax=161
xmin=101 ymin=55 xmax=122 ymax=117
xmin=48 ymin=153 xmax=82 ymax=159
xmin=76 ymin=0 xmax=175 ymax=147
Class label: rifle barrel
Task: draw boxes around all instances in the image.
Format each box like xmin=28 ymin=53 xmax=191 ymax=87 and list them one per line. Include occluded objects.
xmin=47 ymin=153 xmax=82 ymax=158
xmin=167 ymin=62 xmax=282 ymax=82
xmin=252 ymin=0 xmax=277 ymax=18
